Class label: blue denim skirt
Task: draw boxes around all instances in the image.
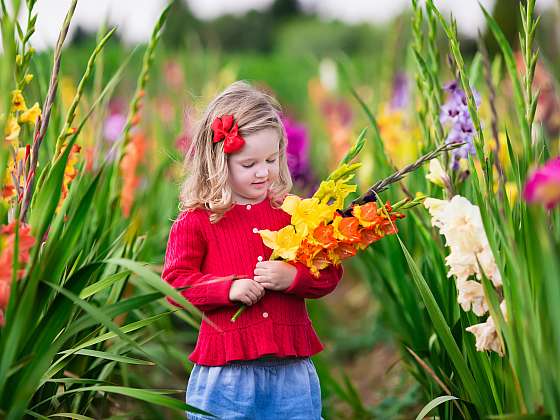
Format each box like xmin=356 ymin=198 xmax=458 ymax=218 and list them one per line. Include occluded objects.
xmin=185 ymin=356 xmax=323 ymax=419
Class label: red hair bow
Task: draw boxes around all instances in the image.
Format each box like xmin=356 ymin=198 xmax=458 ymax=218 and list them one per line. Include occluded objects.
xmin=211 ymin=114 xmax=245 ymax=154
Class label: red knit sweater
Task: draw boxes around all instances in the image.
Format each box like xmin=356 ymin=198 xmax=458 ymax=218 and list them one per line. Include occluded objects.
xmin=161 ymin=197 xmax=344 ymax=366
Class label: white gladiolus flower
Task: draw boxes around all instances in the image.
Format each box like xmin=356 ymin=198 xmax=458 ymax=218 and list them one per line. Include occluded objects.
xmin=424 ymin=198 xmax=447 ymax=227
xmin=456 ymin=279 xmax=488 ymax=316
xmin=424 ymin=195 xmax=502 ymax=288
xmin=466 ymin=316 xmax=503 ymax=356
xmin=426 ymin=159 xmax=450 ymax=188
xmin=465 ymin=300 xmax=507 ymax=356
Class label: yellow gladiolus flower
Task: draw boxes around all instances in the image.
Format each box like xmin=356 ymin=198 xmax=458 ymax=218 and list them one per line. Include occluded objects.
xmin=259 ymin=225 xmax=305 ymax=260
xmin=314 ymin=179 xmax=357 ymax=209
xmin=505 ymin=181 xmax=518 ymax=204
xmin=484 ymin=132 xmax=509 ymax=169
xmin=281 ymin=195 xmax=333 ymax=236
xmin=19 ymin=102 xmax=41 ymax=125
xmin=11 ymin=90 xmax=26 ymax=111
xmin=24 ymin=74 xmax=34 ymax=84
xmin=4 ymin=116 xmax=20 ymax=144
xmin=280 ymin=194 xmax=300 ymax=215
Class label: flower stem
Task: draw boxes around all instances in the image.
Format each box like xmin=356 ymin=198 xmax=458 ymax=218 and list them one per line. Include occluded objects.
xmin=231 ymin=305 xmax=245 ymax=323
xmin=340 ymin=141 xmax=464 ymax=216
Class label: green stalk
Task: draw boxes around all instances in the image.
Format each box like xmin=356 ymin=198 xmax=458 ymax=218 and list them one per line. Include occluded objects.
xmin=20 ymin=0 xmax=78 ymax=222
xmin=108 ymin=1 xmax=173 ymax=209
xmin=480 ymin=4 xmax=532 ymax=170
xmin=412 ymin=0 xmax=444 ymax=149
xmin=0 ymin=0 xmax=22 ymax=211
xmin=115 ymin=2 xmax=173 ymax=164
xmin=519 ymin=0 xmax=540 ymax=144
xmin=52 ymin=27 xmax=116 ymax=161
xmin=411 ymin=0 xmax=435 ymax=149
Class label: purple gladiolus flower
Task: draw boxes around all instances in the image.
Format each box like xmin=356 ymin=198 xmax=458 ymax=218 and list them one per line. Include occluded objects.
xmin=523 ymin=156 xmax=560 ymax=209
xmin=440 ymin=80 xmax=481 ymax=170
xmin=281 ymin=116 xmax=316 ymax=195
xmin=390 ymin=72 xmax=410 ymax=110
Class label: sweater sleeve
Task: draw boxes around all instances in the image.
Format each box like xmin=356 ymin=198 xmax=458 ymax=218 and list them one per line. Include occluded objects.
xmin=284 ymin=262 xmax=344 ymax=299
xmin=161 ymin=211 xmax=236 ymax=312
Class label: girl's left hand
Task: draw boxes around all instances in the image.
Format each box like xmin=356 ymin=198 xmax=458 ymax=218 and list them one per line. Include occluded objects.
xmin=253 ymin=261 xmax=297 ymax=291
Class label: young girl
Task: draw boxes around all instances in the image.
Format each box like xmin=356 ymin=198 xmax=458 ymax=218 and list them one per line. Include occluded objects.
xmin=162 ymin=81 xmax=344 ymax=419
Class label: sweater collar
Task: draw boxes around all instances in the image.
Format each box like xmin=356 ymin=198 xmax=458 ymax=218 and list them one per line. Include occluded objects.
xmin=232 ymin=196 xmax=270 ymax=210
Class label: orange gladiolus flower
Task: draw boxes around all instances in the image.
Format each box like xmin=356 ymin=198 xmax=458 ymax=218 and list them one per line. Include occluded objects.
xmin=332 ymin=215 xmax=361 ymax=243
xmin=352 ymin=202 xmax=381 ymax=227
xmin=297 ymin=240 xmax=331 ymax=277
xmin=309 ymin=249 xmax=331 ymax=276
xmin=296 ymin=240 xmax=323 ymax=267
xmin=56 ymin=144 xmax=82 ymax=213
xmin=329 ymin=242 xmax=357 ymax=265
xmin=356 ymin=227 xmax=383 ymax=250
xmin=0 ymin=221 xmax=36 ymax=282
xmin=120 ymin=132 xmax=147 ymax=217
xmin=0 ymin=221 xmax=36 ymax=326
xmin=311 ymin=223 xmax=337 ymax=249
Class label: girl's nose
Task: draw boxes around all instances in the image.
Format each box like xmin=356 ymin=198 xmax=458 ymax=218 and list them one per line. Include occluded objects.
xmin=256 ymin=167 xmax=269 ymax=178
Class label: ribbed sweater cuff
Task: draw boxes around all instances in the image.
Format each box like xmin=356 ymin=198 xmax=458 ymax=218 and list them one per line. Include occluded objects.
xmin=285 ymin=262 xmax=313 ymax=295
xmin=208 ymin=275 xmax=236 ymax=307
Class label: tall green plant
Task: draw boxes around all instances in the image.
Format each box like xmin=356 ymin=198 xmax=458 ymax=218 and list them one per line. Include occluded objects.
xmin=0 ymin=1 xmax=209 ymax=418
xmin=350 ymin=0 xmax=559 ymax=418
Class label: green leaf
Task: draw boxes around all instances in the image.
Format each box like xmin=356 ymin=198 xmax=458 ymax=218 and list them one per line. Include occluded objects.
xmin=104 ymin=258 xmax=201 ymax=328
xmin=41 ymin=280 xmax=155 ymax=362
xmin=396 ymin=235 xmax=483 ymax=410
xmin=71 ymin=349 xmax=154 ymax=366
xmin=48 ymin=414 xmax=95 ymax=420
xmin=34 ymin=386 xmax=213 ymax=416
xmin=486 ymin=415 xmax=552 ymax=420
xmin=415 ymin=395 xmax=459 ymax=420
xmin=27 ymin=133 xmax=77 ymax=241
xmin=79 ymin=271 xmax=131 ymax=298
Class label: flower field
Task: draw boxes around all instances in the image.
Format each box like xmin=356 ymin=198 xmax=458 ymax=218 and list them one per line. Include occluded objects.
xmin=1 ymin=0 xmax=559 ymax=418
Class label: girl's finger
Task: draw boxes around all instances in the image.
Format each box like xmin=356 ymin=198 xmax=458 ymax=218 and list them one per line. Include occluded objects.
xmin=253 ymin=282 xmax=265 ymax=292
xmin=253 ymin=275 xmax=267 ymax=284
xmin=256 ymin=261 xmax=274 ymax=269
xmin=253 ymin=268 xmax=266 ymax=276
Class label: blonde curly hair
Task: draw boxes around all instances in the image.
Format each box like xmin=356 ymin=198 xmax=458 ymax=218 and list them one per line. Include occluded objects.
xmin=179 ymin=81 xmax=292 ymax=223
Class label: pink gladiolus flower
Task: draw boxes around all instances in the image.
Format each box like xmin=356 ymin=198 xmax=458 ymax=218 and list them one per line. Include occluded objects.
xmin=523 ymin=157 xmax=560 ymax=209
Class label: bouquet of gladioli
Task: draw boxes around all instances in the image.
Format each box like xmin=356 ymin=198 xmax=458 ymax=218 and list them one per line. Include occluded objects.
xmin=231 ymin=131 xmax=462 ymax=321
xmin=258 ymin=165 xmax=405 ymax=277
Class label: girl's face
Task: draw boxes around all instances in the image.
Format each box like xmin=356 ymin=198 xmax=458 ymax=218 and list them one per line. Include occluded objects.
xmin=227 ymin=127 xmax=280 ymax=205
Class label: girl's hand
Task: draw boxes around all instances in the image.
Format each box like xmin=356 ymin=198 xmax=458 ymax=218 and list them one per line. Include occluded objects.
xmin=253 ymin=261 xmax=297 ymax=291
xmin=229 ymin=278 xmax=265 ymax=306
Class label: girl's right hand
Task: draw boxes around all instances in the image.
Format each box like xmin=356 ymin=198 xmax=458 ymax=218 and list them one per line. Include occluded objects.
xmin=229 ymin=278 xmax=265 ymax=306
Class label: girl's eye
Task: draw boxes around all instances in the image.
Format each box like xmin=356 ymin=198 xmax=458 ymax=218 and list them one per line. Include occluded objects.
xmin=242 ymin=164 xmax=254 ymax=168
xmin=266 ymin=159 xmax=276 ymax=164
